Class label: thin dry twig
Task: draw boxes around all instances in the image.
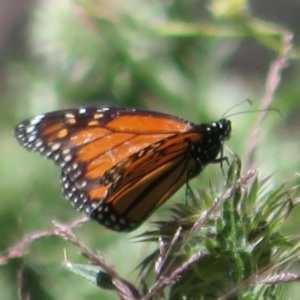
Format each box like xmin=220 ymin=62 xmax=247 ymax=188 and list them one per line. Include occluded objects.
xmin=1 ymin=215 xmax=141 ymax=300
xmin=0 ymin=217 xmax=87 ymax=300
xmin=17 ymin=265 xmax=31 ymax=300
xmin=0 ymin=230 xmax=52 ymax=265
xmin=0 ymin=217 xmax=86 ymax=265
xmin=244 ymin=32 xmax=293 ymax=170
xmin=53 ymin=221 xmax=141 ymax=300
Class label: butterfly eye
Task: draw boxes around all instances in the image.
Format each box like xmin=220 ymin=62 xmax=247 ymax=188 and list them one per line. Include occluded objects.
xmin=15 ymin=107 xmax=231 ymax=231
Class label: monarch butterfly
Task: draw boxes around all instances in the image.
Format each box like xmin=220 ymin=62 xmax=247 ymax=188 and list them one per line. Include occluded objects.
xmin=15 ymin=106 xmax=231 ymax=231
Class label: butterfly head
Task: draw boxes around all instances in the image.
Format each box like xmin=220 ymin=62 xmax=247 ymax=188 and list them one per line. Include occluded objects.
xmin=213 ymin=118 xmax=231 ymax=142
xmin=197 ymin=118 xmax=231 ymax=144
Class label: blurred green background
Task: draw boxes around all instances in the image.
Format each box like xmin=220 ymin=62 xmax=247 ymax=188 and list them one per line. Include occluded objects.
xmin=1 ymin=0 xmax=300 ymax=299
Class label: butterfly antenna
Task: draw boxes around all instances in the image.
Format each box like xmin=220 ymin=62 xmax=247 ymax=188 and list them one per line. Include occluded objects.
xmin=221 ymin=99 xmax=252 ymax=119
xmin=224 ymin=107 xmax=281 ymax=119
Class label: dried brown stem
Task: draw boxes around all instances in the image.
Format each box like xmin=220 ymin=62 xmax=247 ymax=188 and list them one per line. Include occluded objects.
xmin=244 ymin=32 xmax=293 ymax=170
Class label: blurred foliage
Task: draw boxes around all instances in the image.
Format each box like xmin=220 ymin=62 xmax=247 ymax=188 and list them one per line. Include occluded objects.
xmin=1 ymin=0 xmax=300 ymax=299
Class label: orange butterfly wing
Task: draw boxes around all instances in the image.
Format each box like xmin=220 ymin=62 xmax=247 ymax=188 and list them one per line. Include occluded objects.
xmin=15 ymin=107 xmax=231 ymax=231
